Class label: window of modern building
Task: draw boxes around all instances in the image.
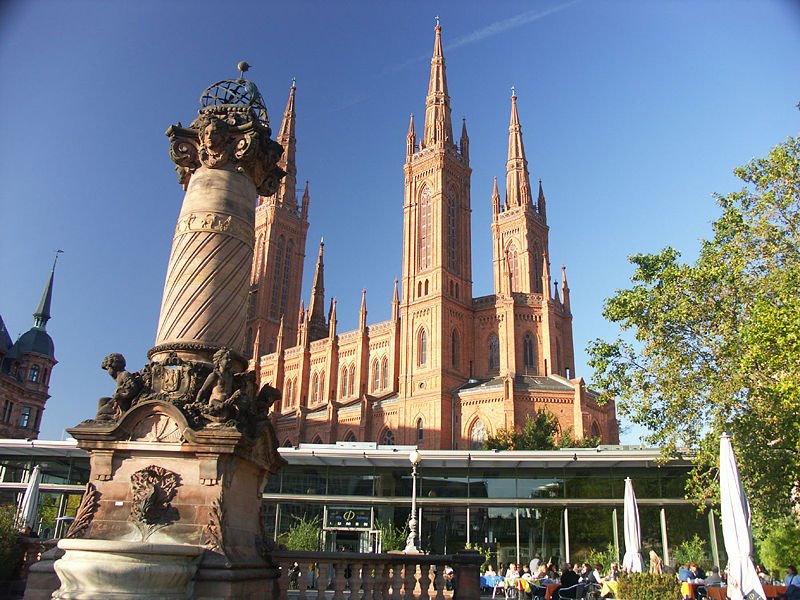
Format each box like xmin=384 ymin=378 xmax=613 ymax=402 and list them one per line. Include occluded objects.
xmin=488 ymin=335 xmax=500 ymax=371
xmin=19 ymin=407 xmax=31 ymax=429
xmin=418 ymin=329 xmax=427 ymax=366
xmin=29 ymin=364 xmax=41 ymax=383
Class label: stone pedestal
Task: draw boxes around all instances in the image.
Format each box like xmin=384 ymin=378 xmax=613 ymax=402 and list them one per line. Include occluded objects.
xmin=52 ymin=401 xmax=282 ymax=599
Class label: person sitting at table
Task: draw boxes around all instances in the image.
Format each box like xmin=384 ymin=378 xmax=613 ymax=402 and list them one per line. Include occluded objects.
xmin=560 ymin=563 xmax=580 ymax=593
xmin=590 ymin=563 xmax=606 ymax=585
xmin=689 ymin=562 xmax=706 ymax=580
xmin=608 ymin=563 xmax=620 ymax=581
xmin=756 ymin=564 xmax=771 ymax=585
xmin=546 ymin=561 xmax=560 ymax=580
xmin=704 ymin=566 xmax=723 ymax=587
xmin=506 ymin=562 xmax=520 ymax=578
xmin=782 ymin=565 xmax=800 ymax=600
xmin=486 ymin=565 xmax=497 ymax=576
xmin=678 ymin=563 xmax=693 ymax=582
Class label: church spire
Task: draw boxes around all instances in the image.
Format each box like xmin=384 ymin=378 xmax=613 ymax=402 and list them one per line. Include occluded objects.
xmin=276 ymin=79 xmax=297 ymax=207
xmin=506 ymin=88 xmax=532 ymax=209
xmin=34 ymin=251 xmax=61 ymax=330
xmin=406 ymin=114 xmax=416 ymax=158
xmin=422 ymin=18 xmax=454 ymax=148
xmin=307 ymin=239 xmax=327 ymax=341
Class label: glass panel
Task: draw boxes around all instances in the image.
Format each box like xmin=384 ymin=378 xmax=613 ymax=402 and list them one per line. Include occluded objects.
xmin=519 ymin=507 xmax=564 ymax=570
xmin=419 ymin=469 xmax=470 ymax=498
xmin=468 ymin=469 xmax=517 ymax=498
xmin=327 ymin=468 xmax=375 ymax=496
xmin=517 ymin=473 xmax=565 ymax=499
xmin=665 ymin=504 xmax=718 ymax=569
xmin=422 ymin=505 xmax=465 ymax=555
xmin=568 ymin=507 xmax=615 ymax=563
xmin=486 ymin=506 xmax=519 ymax=569
xmin=282 ymin=468 xmax=326 ymax=496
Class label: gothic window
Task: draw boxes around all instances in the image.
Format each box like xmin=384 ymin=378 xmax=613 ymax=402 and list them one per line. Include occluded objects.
xmin=417 ymin=282 xmax=422 ymax=298
xmin=319 ymin=371 xmax=325 ymax=402
xmin=381 ymin=429 xmax=395 ymax=446
xmin=270 ymin=236 xmax=285 ymax=318
xmin=253 ymin=234 xmax=264 ymax=285
xmin=424 ymin=279 xmax=429 ymax=295
xmin=280 ymin=239 xmax=293 ymax=317
xmin=533 ymin=246 xmax=542 ymax=293
xmin=418 ymin=328 xmax=427 ymax=366
xmin=348 ymin=365 xmax=356 ymax=396
xmin=19 ymin=406 xmax=31 ymax=429
xmin=311 ymin=435 xmax=323 ymax=444
xmin=451 ymin=330 xmax=459 ymax=369
xmin=344 ymin=431 xmax=356 ymax=442
xmin=381 ymin=356 xmax=389 ymax=389
xmin=416 ymin=418 xmax=424 ymax=442
xmin=507 ymin=243 xmax=519 ymax=292
xmin=417 ymin=187 xmax=432 ymax=271
xmin=591 ymin=422 xmax=601 ymax=439
xmin=488 ymin=335 xmax=500 ymax=371
xmin=340 ymin=367 xmax=349 ymax=398
xmin=285 ymin=379 xmax=294 ymax=408
xmin=372 ymin=360 xmax=380 ymax=391
xmin=523 ymin=333 xmax=537 ymax=374
xmin=556 ymin=339 xmax=562 ymax=376
xmin=447 ymin=190 xmax=459 ymax=274
xmin=312 ymin=372 xmax=319 ymax=404
xmin=28 ymin=365 xmax=40 ymax=383
xmin=470 ymin=419 xmax=487 ymax=450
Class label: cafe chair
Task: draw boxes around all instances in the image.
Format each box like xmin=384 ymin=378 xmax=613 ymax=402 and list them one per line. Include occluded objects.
xmin=558 ymin=584 xmax=582 ymax=599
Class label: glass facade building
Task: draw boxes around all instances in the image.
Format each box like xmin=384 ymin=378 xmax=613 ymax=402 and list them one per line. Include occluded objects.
xmin=0 ymin=440 xmax=724 ymax=569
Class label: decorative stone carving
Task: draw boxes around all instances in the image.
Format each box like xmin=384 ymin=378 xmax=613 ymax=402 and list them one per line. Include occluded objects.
xmin=95 ymin=354 xmax=142 ymax=421
xmin=167 ymin=106 xmax=285 ymax=196
xmin=129 ymin=465 xmax=181 ymax=541
xmin=129 ymin=413 xmax=184 ymax=443
xmin=65 ymin=483 xmax=100 ymax=539
xmin=203 ymin=491 xmax=225 ymax=556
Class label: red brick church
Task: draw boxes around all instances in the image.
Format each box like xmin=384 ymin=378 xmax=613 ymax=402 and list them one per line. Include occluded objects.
xmin=247 ymin=23 xmax=619 ymax=449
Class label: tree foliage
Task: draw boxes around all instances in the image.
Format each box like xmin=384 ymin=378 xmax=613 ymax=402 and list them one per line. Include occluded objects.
xmin=0 ymin=505 xmax=22 ymax=580
xmin=587 ymin=136 xmax=800 ymax=526
xmin=755 ymin=518 xmax=800 ymax=577
xmin=670 ymin=535 xmax=708 ymax=569
xmin=484 ymin=412 xmax=601 ymax=450
xmin=282 ymin=514 xmax=322 ymax=551
xmin=374 ymin=518 xmax=407 ymax=553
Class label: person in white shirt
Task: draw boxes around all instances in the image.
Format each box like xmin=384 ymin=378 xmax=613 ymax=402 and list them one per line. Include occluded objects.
xmin=783 ymin=565 xmax=800 ymax=600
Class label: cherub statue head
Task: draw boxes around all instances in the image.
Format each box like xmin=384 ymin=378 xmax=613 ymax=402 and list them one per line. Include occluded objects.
xmin=101 ymin=353 xmax=126 ymax=376
xmin=212 ymin=348 xmax=232 ymax=373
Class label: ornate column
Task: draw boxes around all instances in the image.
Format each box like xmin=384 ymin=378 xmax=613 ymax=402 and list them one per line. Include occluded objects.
xmin=151 ymin=71 xmax=284 ymax=366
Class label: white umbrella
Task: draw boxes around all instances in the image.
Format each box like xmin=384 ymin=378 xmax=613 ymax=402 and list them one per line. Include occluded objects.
xmin=17 ymin=464 xmax=42 ymax=532
xmin=720 ymin=434 xmax=765 ymax=600
xmin=622 ymin=477 xmax=644 ymax=573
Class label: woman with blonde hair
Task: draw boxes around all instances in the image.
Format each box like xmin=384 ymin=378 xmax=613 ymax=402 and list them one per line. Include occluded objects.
xmin=649 ymin=550 xmax=664 ymax=575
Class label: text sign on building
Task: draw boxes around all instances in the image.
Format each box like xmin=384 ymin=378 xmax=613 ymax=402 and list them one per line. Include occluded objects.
xmin=325 ymin=507 xmax=372 ymax=530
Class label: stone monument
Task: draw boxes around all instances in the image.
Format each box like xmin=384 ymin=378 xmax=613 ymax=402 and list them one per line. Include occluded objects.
xmin=46 ymin=64 xmax=286 ymax=600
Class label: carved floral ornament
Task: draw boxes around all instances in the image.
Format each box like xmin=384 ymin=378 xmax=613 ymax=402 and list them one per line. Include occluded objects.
xmin=167 ymin=106 xmax=285 ymax=196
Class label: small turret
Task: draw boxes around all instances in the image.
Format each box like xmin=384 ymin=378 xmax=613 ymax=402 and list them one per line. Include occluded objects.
xmin=406 ymin=114 xmax=416 ymax=158
xmin=328 ymin=298 xmax=337 ymax=339
xmin=307 ymin=240 xmax=327 ymax=342
xmin=542 ymin=253 xmax=551 ymax=300
xmin=392 ymin=278 xmax=399 ymax=322
xmin=301 ymin=181 xmax=310 ymax=221
xmin=537 ymin=179 xmax=547 ymax=221
xmin=492 ymin=177 xmax=501 ymax=216
xmin=561 ymin=265 xmax=571 ymax=312
xmin=460 ymin=117 xmax=469 ymax=161
xmin=359 ymin=289 xmax=367 ymax=330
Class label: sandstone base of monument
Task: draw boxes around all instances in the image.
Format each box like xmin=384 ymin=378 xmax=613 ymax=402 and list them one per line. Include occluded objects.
xmin=52 ymin=539 xmax=202 ymax=599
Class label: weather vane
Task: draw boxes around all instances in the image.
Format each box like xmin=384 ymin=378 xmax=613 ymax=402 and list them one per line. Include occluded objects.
xmin=435 ymin=15 xmax=440 ymax=27
xmin=511 ymin=85 xmax=516 ymax=97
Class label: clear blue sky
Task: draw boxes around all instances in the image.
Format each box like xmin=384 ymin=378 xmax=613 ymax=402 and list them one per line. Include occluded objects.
xmin=1 ymin=1 xmax=797 ymax=441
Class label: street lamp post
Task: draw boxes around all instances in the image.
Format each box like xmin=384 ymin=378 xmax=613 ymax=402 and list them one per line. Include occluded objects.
xmin=403 ymin=449 xmax=422 ymax=554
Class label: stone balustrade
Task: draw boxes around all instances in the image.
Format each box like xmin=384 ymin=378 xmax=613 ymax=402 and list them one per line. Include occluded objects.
xmin=271 ymin=549 xmax=482 ymax=599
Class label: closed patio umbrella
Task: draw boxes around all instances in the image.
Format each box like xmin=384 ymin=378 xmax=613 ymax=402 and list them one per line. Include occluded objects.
xmin=622 ymin=477 xmax=644 ymax=573
xmin=17 ymin=464 xmax=42 ymax=532
xmin=720 ymin=433 xmax=765 ymax=600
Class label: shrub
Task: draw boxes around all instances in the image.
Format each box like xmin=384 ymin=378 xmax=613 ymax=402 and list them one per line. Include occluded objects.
xmin=586 ymin=542 xmax=617 ymax=572
xmin=0 ymin=505 xmax=22 ymax=580
xmin=282 ymin=514 xmax=322 ymax=552
xmin=756 ymin=518 xmax=800 ymax=577
xmin=617 ymin=572 xmax=681 ymax=600
xmin=375 ymin=519 xmax=407 ymax=553
xmin=671 ymin=535 xmax=708 ymax=569
xmin=465 ymin=542 xmax=492 ymax=571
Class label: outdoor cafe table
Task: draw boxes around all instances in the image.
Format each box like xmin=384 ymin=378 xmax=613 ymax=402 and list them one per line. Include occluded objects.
xmin=763 ymin=585 xmax=788 ymax=599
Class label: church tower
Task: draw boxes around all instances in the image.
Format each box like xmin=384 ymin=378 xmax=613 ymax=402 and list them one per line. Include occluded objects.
xmin=399 ymin=21 xmax=473 ymax=448
xmin=248 ymin=80 xmax=309 ymax=358
xmin=491 ymin=90 xmax=549 ymax=295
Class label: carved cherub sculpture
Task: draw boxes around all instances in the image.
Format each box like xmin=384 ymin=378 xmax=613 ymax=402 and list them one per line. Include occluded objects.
xmin=96 ymin=353 xmax=142 ymax=421
xmin=195 ymin=348 xmax=239 ymax=423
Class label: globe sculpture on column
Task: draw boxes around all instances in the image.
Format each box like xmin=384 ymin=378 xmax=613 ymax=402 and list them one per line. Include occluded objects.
xmin=46 ymin=64 xmax=287 ymax=600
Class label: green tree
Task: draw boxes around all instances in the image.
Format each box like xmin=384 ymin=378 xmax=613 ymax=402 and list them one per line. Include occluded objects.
xmin=281 ymin=514 xmax=322 ymax=551
xmin=374 ymin=518 xmax=407 ymax=552
xmin=0 ymin=505 xmax=22 ymax=580
xmin=587 ymin=136 xmax=800 ymax=526
xmin=484 ymin=411 xmax=559 ymax=450
xmin=756 ymin=518 xmax=800 ymax=577
xmin=671 ymin=535 xmax=708 ymax=569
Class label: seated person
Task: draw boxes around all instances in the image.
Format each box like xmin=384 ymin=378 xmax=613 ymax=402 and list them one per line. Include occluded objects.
xmin=590 ymin=563 xmax=606 ymax=584
xmin=784 ymin=566 xmax=800 ymax=600
xmin=485 ymin=564 xmax=497 ymax=577
xmin=678 ymin=564 xmax=693 ymax=582
xmin=756 ymin=564 xmax=771 ymax=585
xmin=689 ymin=562 xmax=706 ymax=580
xmin=560 ymin=563 xmax=581 ymax=597
xmin=607 ymin=563 xmax=620 ymax=581
xmin=704 ymin=566 xmax=723 ymax=587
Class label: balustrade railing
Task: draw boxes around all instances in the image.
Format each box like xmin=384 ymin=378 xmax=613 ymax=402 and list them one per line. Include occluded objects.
xmin=270 ymin=549 xmax=482 ymax=599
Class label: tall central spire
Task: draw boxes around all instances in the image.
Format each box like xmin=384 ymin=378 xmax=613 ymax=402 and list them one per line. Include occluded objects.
xmin=307 ymin=239 xmax=327 ymax=342
xmin=33 ymin=251 xmax=61 ymax=329
xmin=506 ymin=89 xmax=532 ymax=209
xmin=422 ymin=20 xmax=454 ymax=148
